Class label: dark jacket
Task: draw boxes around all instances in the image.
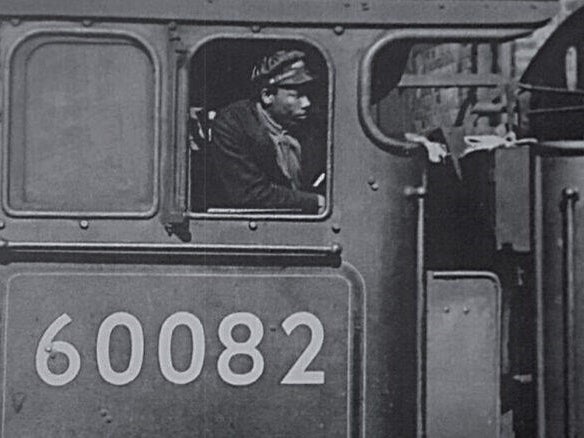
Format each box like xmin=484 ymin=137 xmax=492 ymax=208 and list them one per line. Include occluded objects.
xmin=209 ymin=99 xmax=320 ymax=213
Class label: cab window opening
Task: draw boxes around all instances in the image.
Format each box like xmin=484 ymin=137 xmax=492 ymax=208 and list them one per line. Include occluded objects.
xmin=369 ymin=39 xmax=523 ymax=270
xmin=187 ymin=39 xmax=329 ymax=216
xmin=370 ymin=40 xmax=511 ymax=153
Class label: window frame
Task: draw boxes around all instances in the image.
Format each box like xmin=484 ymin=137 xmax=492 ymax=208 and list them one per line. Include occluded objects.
xmin=182 ymin=33 xmax=334 ymax=222
xmin=2 ymin=27 xmax=162 ymax=219
xmin=358 ymin=28 xmax=534 ymax=156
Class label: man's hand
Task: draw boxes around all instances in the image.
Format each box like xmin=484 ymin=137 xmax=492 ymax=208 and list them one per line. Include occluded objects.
xmin=317 ymin=195 xmax=325 ymax=214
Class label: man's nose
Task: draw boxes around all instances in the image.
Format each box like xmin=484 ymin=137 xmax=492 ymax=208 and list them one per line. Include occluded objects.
xmin=300 ymin=95 xmax=311 ymax=108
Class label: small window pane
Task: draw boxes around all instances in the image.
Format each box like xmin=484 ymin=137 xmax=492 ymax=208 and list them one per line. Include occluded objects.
xmin=7 ymin=35 xmax=156 ymax=216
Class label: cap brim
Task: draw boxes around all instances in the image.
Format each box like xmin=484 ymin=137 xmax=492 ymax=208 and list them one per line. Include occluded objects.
xmin=278 ymin=70 xmax=316 ymax=86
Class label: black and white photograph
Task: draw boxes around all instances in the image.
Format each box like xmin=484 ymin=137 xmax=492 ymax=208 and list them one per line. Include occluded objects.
xmin=0 ymin=0 xmax=581 ymax=436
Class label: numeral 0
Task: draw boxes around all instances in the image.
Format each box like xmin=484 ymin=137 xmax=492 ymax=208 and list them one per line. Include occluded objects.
xmin=159 ymin=312 xmax=205 ymax=385
xmin=35 ymin=311 xmax=325 ymax=387
xmin=96 ymin=312 xmax=144 ymax=386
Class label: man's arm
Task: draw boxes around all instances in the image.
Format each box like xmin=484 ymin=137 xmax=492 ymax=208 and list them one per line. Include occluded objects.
xmin=210 ymin=110 xmax=321 ymax=213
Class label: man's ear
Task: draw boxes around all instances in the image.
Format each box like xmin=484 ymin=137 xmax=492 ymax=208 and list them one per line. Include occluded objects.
xmin=260 ymin=87 xmax=275 ymax=106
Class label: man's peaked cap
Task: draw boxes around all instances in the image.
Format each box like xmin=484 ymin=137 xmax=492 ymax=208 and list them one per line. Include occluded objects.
xmin=251 ymin=50 xmax=315 ymax=86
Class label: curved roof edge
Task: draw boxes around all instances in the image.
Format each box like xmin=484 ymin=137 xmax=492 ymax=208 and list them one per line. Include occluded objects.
xmin=521 ymin=4 xmax=584 ymax=83
xmin=0 ymin=0 xmax=558 ymax=27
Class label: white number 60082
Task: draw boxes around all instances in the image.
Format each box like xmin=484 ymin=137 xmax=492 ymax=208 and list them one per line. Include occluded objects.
xmin=35 ymin=311 xmax=325 ymax=387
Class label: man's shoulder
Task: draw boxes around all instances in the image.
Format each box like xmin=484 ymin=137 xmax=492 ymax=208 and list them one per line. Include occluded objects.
xmin=213 ymin=99 xmax=263 ymax=141
xmin=216 ymin=99 xmax=257 ymax=121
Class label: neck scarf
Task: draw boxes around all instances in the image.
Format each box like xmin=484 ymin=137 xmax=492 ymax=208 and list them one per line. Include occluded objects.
xmin=256 ymin=103 xmax=302 ymax=190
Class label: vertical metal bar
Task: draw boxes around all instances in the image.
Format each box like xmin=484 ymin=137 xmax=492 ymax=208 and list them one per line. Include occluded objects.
xmin=174 ymin=55 xmax=189 ymax=214
xmin=161 ymin=41 xmax=188 ymax=227
xmin=532 ymin=154 xmax=546 ymax=438
xmin=416 ymin=178 xmax=426 ymax=438
xmin=562 ymin=187 xmax=579 ymax=438
xmin=406 ymin=172 xmax=428 ymax=438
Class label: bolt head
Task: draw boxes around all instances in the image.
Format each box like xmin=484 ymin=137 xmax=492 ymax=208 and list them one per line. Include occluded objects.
xmin=331 ymin=243 xmax=343 ymax=255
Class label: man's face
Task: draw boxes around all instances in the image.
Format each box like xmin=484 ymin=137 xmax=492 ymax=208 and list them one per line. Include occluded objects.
xmin=266 ymin=85 xmax=311 ymax=127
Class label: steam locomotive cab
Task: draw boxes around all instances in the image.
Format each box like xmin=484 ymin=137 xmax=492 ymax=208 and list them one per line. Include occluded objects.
xmin=0 ymin=0 xmax=568 ymax=436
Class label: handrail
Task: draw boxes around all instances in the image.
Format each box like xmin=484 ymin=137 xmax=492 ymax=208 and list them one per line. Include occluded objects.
xmin=405 ymin=180 xmax=427 ymax=437
xmin=561 ymin=187 xmax=579 ymax=438
xmin=518 ymin=83 xmax=584 ymax=96
xmin=0 ymin=239 xmax=342 ymax=257
xmin=528 ymin=105 xmax=584 ymax=115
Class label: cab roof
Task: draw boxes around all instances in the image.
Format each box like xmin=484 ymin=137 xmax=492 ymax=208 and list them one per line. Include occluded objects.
xmin=0 ymin=0 xmax=557 ymax=27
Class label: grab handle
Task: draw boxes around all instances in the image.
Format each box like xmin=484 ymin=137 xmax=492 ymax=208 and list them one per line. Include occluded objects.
xmin=561 ymin=187 xmax=579 ymax=438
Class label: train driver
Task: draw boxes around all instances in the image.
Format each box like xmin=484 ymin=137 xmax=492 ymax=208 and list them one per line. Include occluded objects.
xmin=209 ymin=49 xmax=325 ymax=214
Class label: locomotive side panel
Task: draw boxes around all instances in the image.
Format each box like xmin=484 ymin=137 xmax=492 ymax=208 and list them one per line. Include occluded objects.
xmin=0 ymin=265 xmax=363 ymax=437
xmin=0 ymin=19 xmax=424 ymax=437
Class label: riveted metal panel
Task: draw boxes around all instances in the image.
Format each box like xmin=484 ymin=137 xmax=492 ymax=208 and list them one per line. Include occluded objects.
xmin=426 ymin=271 xmax=501 ymax=438
xmin=0 ymin=265 xmax=363 ymax=437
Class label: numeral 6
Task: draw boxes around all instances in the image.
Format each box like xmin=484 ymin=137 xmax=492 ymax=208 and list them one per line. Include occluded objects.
xmin=35 ymin=313 xmax=81 ymax=386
